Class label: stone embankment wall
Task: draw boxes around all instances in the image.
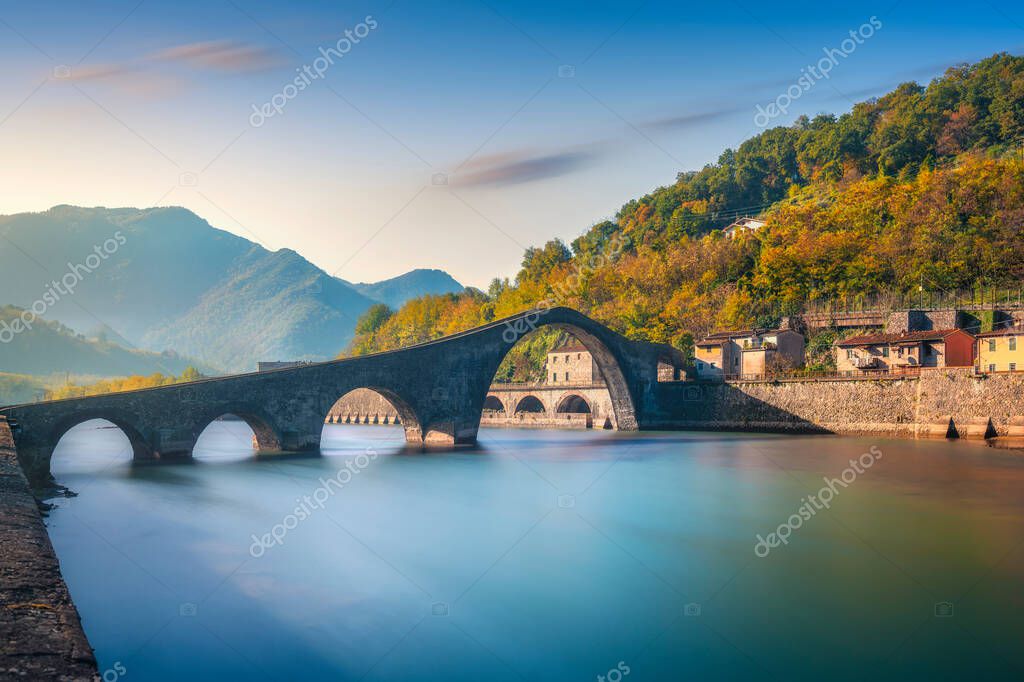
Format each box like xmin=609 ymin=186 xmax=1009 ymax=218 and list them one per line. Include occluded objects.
xmin=0 ymin=417 xmax=98 ymax=681
xmin=656 ymin=369 xmax=1024 ymax=438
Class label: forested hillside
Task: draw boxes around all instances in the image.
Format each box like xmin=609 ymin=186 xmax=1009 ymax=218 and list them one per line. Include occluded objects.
xmin=344 ymin=53 xmax=1024 ymax=366
xmin=0 ymin=305 xmax=209 ymax=378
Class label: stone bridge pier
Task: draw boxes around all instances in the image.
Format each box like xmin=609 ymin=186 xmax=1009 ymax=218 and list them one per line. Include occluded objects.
xmin=1 ymin=307 xmax=688 ymax=483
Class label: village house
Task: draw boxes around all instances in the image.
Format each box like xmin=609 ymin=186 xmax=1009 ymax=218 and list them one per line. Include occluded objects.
xmin=546 ymin=342 xmax=604 ymax=384
xmin=694 ymin=328 xmax=805 ymax=379
xmin=834 ymin=329 xmax=975 ymax=372
xmin=976 ymin=325 xmax=1022 ymax=373
xmin=722 ymin=216 xmax=766 ymax=239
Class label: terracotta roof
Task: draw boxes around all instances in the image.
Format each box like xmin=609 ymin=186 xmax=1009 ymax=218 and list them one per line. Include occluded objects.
xmin=698 ymin=328 xmax=790 ymax=345
xmin=836 ymin=328 xmax=969 ymax=347
xmin=703 ymin=329 xmax=758 ymax=339
xmin=975 ymin=325 xmax=1024 ymax=338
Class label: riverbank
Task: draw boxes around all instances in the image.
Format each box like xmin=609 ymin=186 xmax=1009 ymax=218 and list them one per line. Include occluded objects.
xmin=0 ymin=417 xmax=98 ymax=681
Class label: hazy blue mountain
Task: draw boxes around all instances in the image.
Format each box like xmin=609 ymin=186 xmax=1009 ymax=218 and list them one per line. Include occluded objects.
xmin=349 ymin=269 xmax=464 ymax=309
xmin=0 ymin=305 xmax=210 ymax=379
xmin=143 ymin=248 xmax=376 ymax=372
xmin=0 ymin=205 xmax=254 ymax=342
xmin=0 ymin=206 xmax=463 ymax=374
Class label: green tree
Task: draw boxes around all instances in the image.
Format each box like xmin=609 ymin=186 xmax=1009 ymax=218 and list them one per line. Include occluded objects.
xmin=355 ymin=303 xmax=394 ymax=336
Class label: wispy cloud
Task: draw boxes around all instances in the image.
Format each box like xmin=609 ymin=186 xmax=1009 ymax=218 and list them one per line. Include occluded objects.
xmin=58 ymin=64 xmax=136 ymax=82
xmin=642 ymin=105 xmax=749 ymax=131
xmin=454 ymin=146 xmax=605 ymax=187
xmin=50 ymin=39 xmax=282 ymax=95
xmin=147 ymin=40 xmax=283 ymax=72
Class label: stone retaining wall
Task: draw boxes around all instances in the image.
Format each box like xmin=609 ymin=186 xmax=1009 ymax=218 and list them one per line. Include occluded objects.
xmin=0 ymin=417 xmax=98 ymax=681
xmin=657 ymin=369 xmax=1024 ymax=438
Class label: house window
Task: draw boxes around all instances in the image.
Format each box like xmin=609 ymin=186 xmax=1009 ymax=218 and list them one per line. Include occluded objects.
xmin=577 ymin=353 xmax=581 ymax=359
xmin=897 ymin=347 xmax=904 ymax=357
xmin=846 ymin=349 xmax=854 ymax=360
xmin=882 ymin=346 xmax=889 ymax=358
xmin=553 ymin=356 xmax=558 ymax=363
xmin=1011 ymin=338 xmax=1017 ymax=351
xmin=565 ymin=355 xmax=570 ymax=362
xmin=1011 ymin=363 xmax=1017 ymax=372
xmin=564 ymin=372 xmax=569 ymax=381
xmin=924 ymin=344 xmax=934 ymax=357
xmin=989 ymin=364 xmax=996 ymax=373
xmin=989 ymin=339 xmax=997 ymax=352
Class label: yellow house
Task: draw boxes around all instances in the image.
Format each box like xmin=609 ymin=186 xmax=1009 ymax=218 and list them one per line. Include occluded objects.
xmin=976 ymin=326 xmax=1022 ymax=373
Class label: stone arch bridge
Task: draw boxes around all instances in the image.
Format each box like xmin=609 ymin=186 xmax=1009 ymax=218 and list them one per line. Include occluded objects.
xmin=0 ymin=307 xmax=687 ymax=482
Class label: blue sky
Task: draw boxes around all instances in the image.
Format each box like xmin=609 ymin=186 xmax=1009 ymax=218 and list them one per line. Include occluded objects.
xmin=1 ymin=0 xmax=1022 ymax=288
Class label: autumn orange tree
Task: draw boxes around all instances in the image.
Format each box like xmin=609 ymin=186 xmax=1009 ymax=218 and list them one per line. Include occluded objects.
xmin=344 ymin=53 xmax=1024 ymax=374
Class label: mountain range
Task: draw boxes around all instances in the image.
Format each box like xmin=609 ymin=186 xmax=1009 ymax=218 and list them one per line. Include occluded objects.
xmin=0 ymin=206 xmax=463 ymax=374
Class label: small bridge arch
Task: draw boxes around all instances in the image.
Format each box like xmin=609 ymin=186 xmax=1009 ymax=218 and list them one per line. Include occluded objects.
xmin=483 ymin=395 xmax=507 ymax=414
xmin=49 ymin=409 xmax=152 ymax=463
xmin=513 ymin=395 xmax=547 ymax=414
xmin=323 ymin=386 xmax=422 ymax=443
xmin=192 ymin=405 xmax=283 ymax=453
xmin=556 ymin=394 xmax=591 ymax=414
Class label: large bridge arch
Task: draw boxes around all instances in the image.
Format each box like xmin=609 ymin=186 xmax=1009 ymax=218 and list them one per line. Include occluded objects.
xmin=464 ymin=310 xmax=642 ymax=440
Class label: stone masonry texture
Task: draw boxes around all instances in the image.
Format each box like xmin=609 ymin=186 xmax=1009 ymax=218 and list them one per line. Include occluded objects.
xmin=0 ymin=418 xmax=98 ymax=681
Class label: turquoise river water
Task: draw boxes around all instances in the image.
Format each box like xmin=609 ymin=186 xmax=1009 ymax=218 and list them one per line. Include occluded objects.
xmin=45 ymin=420 xmax=1024 ymax=681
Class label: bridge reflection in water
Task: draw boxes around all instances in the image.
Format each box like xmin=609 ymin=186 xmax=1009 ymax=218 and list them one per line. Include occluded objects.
xmin=0 ymin=307 xmax=687 ymax=482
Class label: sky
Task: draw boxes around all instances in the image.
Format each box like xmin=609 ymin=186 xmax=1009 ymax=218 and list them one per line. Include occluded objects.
xmin=1 ymin=0 xmax=1022 ymax=289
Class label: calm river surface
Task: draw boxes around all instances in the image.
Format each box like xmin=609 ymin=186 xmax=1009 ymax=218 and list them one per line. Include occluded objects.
xmin=46 ymin=421 xmax=1024 ymax=681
